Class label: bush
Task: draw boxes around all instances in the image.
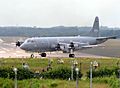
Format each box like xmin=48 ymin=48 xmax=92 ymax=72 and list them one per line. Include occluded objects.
xmin=87 ymin=67 xmax=119 ymax=78
xmin=114 ymin=67 xmax=120 ymax=78
xmin=41 ymin=66 xmax=82 ymax=80
xmin=0 ymin=68 xmax=34 ymax=80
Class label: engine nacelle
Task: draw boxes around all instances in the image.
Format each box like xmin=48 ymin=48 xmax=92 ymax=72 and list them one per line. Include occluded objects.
xmin=62 ymin=43 xmax=79 ymax=53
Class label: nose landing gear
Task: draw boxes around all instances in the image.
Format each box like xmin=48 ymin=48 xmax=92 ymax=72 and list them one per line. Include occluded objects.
xmin=40 ymin=53 xmax=47 ymax=57
xmin=31 ymin=54 xmax=34 ymax=58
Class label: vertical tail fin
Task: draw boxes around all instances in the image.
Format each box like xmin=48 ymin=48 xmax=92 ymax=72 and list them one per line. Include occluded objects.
xmin=89 ymin=16 xmax=100 ymax=37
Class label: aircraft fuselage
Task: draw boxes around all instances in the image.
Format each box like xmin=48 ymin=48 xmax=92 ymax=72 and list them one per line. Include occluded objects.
xmin=20 ymin=36 xmax=104 ymax=52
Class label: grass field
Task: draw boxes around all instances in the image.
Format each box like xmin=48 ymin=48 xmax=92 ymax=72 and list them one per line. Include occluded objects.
xmin=0 ymin=57 xmax=120 ymax=88
xmin=0 ymin=78 xmax=110 ymax=88
xmin=0 ymin=57 xmax=119 ymax=74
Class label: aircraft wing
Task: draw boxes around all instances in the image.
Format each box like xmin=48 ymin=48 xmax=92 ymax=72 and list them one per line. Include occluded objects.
xmin=56 ymin=42 xmax=94 ymax=52
xmin=58 ymin=42 xmax=89 ymax=48
xmin=55 ymin=41 xmax=104 ymax=52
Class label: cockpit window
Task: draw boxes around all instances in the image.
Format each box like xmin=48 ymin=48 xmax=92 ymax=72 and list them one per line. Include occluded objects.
xmin=27 ymin=39 xmax=35 ymax=43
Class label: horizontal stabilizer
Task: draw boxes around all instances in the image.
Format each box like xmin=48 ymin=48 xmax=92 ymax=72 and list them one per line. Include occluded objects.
xmin=96 ymin=36 xmax=116 ymax=41
xmin=106 ymin=36 xmax=116 ymax=39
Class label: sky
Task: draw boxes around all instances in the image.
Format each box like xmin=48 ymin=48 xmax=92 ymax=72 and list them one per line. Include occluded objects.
xmin=0 ymin=0 xmax=119 ymax=27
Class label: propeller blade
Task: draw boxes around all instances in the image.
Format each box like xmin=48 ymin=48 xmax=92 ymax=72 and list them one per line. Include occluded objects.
xmin=55 ymin=43 xmax=61 ymax=50
xmin=69 ymin=42 xmax=74 ymax=48
xmin=16 ymin=41 xmax=23 ymax=47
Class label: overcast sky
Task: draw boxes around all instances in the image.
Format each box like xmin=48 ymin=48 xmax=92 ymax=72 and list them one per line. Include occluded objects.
xmin=0 ymin=0 xmax=119 ymax=27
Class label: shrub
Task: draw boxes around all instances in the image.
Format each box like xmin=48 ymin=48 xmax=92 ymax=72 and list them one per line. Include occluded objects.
xmin=87 ymin=67 xmax=119 ymax=78
xmin=114 ymin=67 xmax=120 ymax=78
xmin=41 ymin=66 xmax=82 ymax=80
xmin=0 ymin=68 xmax=34 ymax=80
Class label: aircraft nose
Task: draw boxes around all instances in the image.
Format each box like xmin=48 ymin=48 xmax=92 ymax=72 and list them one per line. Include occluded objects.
xmin=20 ymin=44 xmax=26 ymax=50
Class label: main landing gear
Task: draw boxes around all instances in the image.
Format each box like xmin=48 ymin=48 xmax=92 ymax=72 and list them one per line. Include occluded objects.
xmin=69 ymin=54 xmax=75 ymax=58
xmin=40 ymin=53 xmax=46 ymax=57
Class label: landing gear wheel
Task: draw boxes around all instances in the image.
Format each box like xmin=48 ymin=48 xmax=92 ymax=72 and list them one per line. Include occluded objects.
xmin=69 ymin=54 xmax=75 ymax=58
xmin=31 ymin=54 xmax=34 ymax=58
xmin=41 ymin=53 xmax=46 ymax=57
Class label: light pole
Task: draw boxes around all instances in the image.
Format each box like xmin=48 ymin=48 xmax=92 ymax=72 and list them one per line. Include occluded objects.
xmin=13 ymin=67 xmax=17 ymax=88
xmin=90 ymin=62 xmax=93 ymax=88
xmin=71 ymin=59 xmax=78 ymax=80
xmin=73 ymin=60 xmax=78 ymax=68
xmin=75 ymin=67 xmax=79 ymax=88
xmin=71 ymin=64 xmax=74 ymax=80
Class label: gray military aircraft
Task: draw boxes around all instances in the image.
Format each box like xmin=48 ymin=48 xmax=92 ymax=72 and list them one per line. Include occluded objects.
xmin=16 ymin=17 xmax=116 ymax=58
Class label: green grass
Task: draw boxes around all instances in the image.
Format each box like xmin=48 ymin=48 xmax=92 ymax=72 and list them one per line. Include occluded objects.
xmin=0 ymin=78 xmax=110 ymax=88
xmin=0 ymin=57 xmax=120 ymax=74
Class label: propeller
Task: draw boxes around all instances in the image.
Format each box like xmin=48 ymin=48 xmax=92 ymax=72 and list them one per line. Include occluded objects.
xmin=16 ymin=41 xmax=23 ymax=47
xmin=69 ymin=42 xmax=75 ymax=49
xmin=55 ymin=43 xmax=61 ymax=50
